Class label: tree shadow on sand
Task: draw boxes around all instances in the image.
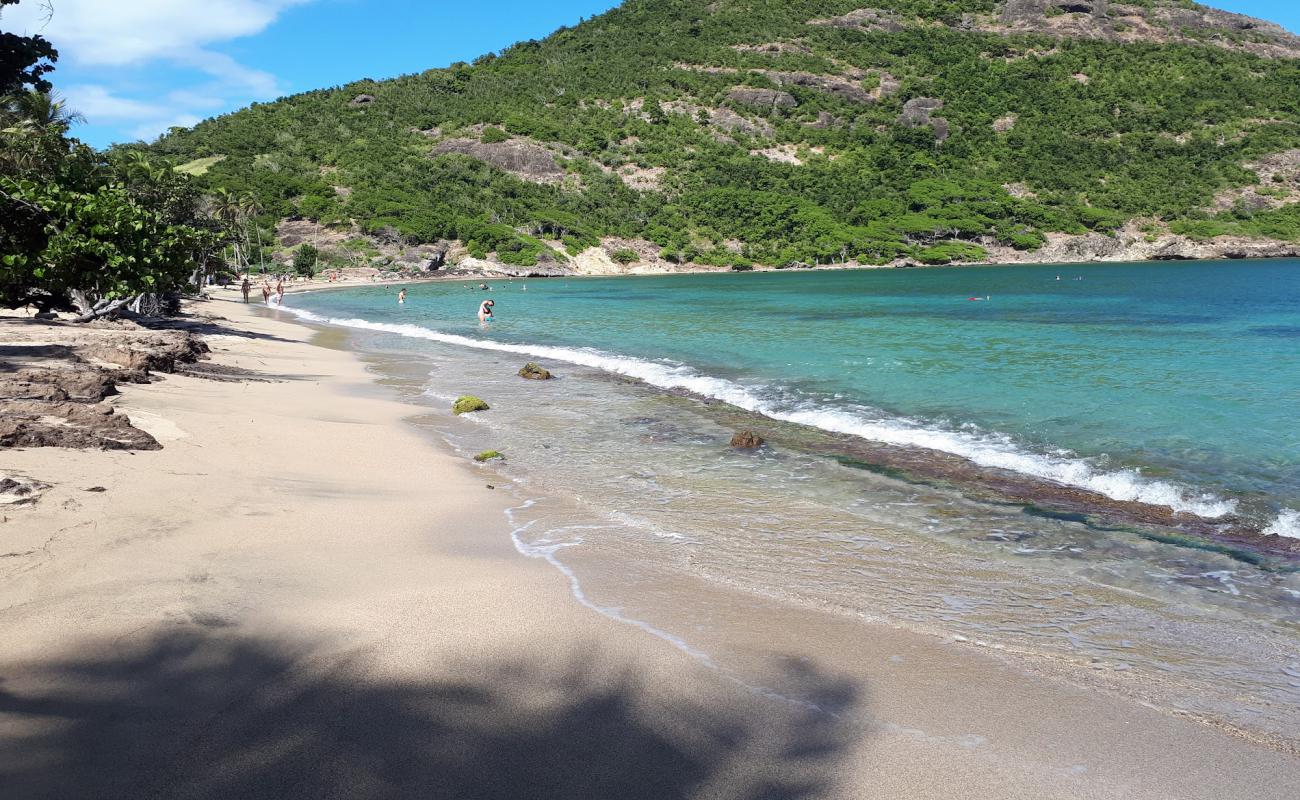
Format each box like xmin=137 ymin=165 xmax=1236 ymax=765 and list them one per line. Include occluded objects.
xmin=0 ymin=630 xmax=864 ymax=799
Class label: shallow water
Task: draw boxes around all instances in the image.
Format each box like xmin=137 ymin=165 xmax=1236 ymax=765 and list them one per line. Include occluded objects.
xmin=284 ymin=260 xmax=1300 ymax=742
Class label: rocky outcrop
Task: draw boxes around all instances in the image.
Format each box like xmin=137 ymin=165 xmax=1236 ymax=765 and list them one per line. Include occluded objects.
xmin=808 ymin=8 xmax=907 ymax=32
xmin=0 ymin=319 xmax=211 ymax=451
xmin=762 ymin=71 xmax=875 ymax=104
xmin=978 ymin=224 xmax=1300 ymax=265
xmin=0 ymin=399 xmax=161 ymax=450
xmin=518 ymin=363 xmax=553 ymax=380
xmin=989 ymin=0 xmax=1300 ymax=59
xmin=726 ymin=87 xmax=798 ymax=110
xmin=898 ymin=97 xmax=950 ymax=142
xmin=431 ymin=138 xmax=566 ymax=184
xmin=729 ymin=430 xmax=766 ymax=449
xmin=347 ymin=94 xmax=375 ymax=107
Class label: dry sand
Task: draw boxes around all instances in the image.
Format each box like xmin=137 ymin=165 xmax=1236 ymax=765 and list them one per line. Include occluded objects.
xmin=1 ymin=298 xmax=1296 ymax=799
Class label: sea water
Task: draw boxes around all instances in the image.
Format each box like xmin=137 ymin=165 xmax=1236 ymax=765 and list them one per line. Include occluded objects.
xmin=283 ymin=260 xmax=1300 ymax=742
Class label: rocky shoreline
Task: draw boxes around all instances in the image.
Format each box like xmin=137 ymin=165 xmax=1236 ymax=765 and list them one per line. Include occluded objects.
xmin=0 ymin=310 xmax=228 ymax=452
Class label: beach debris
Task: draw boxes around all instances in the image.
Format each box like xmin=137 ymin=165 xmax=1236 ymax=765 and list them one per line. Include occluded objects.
xmin=473 ymin=450 xmax=504 ymax=462
xmin=85 ymin=486 xmax=107 ymax=492
xmin=0 ymin=475 xmax=50 ymax=505
xmin=729 ymin=430 xmax=766 ymax=449
xmin=517 ymin=362 xmax=553 ymax=380
xmin=452 ymin=395 xmax=491 ymax=415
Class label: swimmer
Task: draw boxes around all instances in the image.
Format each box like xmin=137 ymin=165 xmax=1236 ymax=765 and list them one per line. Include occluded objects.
xmin=398 ymin=288 xmax=406 ymax=304
xmin=478 ymin=298 xmax=495 ymax=323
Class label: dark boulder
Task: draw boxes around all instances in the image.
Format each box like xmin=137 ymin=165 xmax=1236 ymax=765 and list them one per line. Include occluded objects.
xmin=729 ymin=430 xmax=766 ymax=449
xmin=518 ymin=363 xmax=553 ymax=380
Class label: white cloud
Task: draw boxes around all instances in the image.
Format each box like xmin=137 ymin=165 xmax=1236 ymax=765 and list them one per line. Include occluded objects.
xmin=62 ymin=85 xmax=169 ymax=121
xmin=4 ymin=0 xmax=306 ymax=74
xmin=2 ymin=0 xmax=311 ymax=143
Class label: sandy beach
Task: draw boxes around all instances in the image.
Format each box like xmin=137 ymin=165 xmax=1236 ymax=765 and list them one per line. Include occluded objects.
xmin=1 ymin=297 xmax=1297 ymax=799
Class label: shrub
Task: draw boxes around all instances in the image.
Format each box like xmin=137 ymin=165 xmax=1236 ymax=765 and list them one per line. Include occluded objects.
xmin=293 ymin=244 xmax=319 ymax=277
xmin=480 ymin=126 xmax=509 ymax=143
xmin=610 ymin=248 xmax=639 ymax=264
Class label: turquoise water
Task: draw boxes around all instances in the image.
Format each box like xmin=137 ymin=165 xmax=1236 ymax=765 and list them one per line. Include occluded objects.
xmin=282 ymin=259 xmax=1300 ymax=742
xmin=292 ymin=260 xmax=1300 ymax=529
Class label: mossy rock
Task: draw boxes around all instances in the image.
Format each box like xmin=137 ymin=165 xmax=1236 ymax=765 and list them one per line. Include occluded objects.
xmin=729 ymin=430 xmax=765 ymax=449
xmin=453 ymin=395 xmax=490 ymax=415
xmin=518 ymin=362 xmax=553 ymax=380
xmin=473 ymin=450 xmax=503 ymax=462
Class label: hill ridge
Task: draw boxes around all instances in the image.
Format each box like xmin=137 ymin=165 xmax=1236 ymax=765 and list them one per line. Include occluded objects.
xmin=146 ymin=0 xmax=1300 ymax=275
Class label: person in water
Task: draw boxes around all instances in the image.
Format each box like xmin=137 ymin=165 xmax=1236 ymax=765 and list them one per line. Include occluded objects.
xmin=478 ymin=298 xmax=495 ymax=323
xmin=275 ymin=278 xmax=285 ymax=304
xmin=240 ymin=276 xmax=251 ymax=303
xmin=398 ymin=288 xmax=406 ymax=304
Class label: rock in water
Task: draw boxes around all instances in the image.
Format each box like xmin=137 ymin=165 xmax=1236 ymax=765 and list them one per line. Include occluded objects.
xmin=452 ymin=395 xmax=490 ymax=415
xmin=729 ymin=430 xmax=765 ymax=449
xmin=518 ymin=362 xmax=553 ymax=380
xmin=473 ymin=450 xmax=503 ymax=462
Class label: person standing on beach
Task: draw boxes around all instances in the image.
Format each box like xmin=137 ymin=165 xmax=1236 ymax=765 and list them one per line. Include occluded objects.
xmin=261 ymin=281 xmax=271 ymax=304
xmin=478 ymin=298 xmax=495 ymax=323
xmin=276 ymin=278 xmax=285 ymax=305
xmin=241 ymin=277 xmax=251 ymax=303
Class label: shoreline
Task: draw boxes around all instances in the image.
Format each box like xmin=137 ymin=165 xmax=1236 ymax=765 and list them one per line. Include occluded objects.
xmin=259 ymin=280 xmax=1300 ymax=565
xmin=244 ymin=253 xmax=1300 ymax=294
xmin=2 ymin=298 xmax=1297 ymax=797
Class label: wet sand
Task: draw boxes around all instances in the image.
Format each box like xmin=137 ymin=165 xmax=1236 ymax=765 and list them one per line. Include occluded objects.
xmin=0 ymin=296 xmax=1296 ymax=798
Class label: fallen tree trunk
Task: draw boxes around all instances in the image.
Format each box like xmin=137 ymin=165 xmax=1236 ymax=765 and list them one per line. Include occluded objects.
xmin=73 ymin=297 xmax=132 ymax=323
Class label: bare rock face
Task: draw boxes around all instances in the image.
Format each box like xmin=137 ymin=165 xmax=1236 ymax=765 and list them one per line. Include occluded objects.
xmin=992 ymin=0 xmax=1300 ymax=59
xmin=431 ymin=138 xmax=566 ymax=184
xmin=808 ymin=8 xmax=907 ymax=32
xmin=347 ymin=94 xmax=375 ymax=107
xmin=763 ymin=71 xmax=875 ymax=104
xmin=726 ymin=87 xmax=798 ymax=110
xmin=898 ymin=97 xmax=950 ymax=141
xmin=709 ymin=107 xmax=774 ymax=137
xmin=729 ymin=430 xmax=766 ymax=449
xmin=992 ymin=114 xmax=1018 ymax=132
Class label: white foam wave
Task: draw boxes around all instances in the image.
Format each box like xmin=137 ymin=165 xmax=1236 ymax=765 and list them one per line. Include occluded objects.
xmin=286 ymin=308 xmax=1238 ymax=519
xmin=1263 ymin=510 xmax=1300 ymax=539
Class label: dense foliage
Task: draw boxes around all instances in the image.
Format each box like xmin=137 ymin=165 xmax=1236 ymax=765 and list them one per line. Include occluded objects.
xmin=125 ymin=0 xmax=1300 ymax=267
xmin=0 ymin=4 xmax=227 ymax=312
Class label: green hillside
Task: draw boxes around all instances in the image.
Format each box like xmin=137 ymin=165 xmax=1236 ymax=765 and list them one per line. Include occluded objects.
xmin=144 ymin=0 xmax=1300 ymax=270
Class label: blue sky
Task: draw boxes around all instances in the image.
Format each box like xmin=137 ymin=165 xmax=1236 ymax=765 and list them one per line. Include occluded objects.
xmin=2 ymin=0 xmax=1296 ymax=149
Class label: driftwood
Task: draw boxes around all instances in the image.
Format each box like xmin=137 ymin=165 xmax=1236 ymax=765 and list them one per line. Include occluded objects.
xmin=73 ymin=297 xmax=132 ymax=323
xmin=70 ymin=292 xmax=179 ymax=323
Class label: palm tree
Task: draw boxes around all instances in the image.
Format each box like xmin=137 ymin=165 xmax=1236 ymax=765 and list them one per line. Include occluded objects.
xmin=4 ymin=91 xmax=85 ymax=132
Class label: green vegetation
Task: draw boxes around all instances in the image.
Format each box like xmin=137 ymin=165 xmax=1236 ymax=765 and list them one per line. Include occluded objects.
xmin=118 ymin=0 xmax=1300 ymax=266
xmin=1 ymin=3 xmax=230 ymax=316
xmin=473 ymin=450 xmax=504 ymax=461
xmin=452 ymin=395 xmax=491 ymax=415
xmin=293 ymin=243 xmax=320 ymax=276
xmin=1 ymin=0 xmax=234 ymax=313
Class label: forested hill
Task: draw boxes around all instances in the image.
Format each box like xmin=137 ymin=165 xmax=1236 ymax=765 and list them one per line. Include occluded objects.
xmin=144 ymin=0 xmax=1300 ymax=273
